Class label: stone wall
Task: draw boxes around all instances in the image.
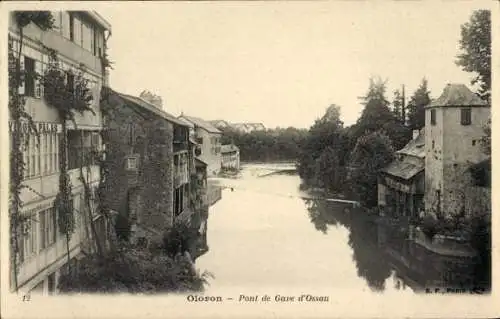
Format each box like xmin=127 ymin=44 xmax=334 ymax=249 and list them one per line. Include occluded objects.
xmin=103 ymin=98 xmax=174 ymax=243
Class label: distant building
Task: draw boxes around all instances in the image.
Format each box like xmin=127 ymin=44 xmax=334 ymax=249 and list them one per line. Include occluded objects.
xmin=179 ymin=115 xmax=222 ymax=176
xmin=378 ymin=129 xmax=425 ymax=218
xmin=221 ymin=144 xmax=240 ymax=170
xmin=424 ymin=84 xmax=490 ymax=218
xmin=209 ymin=120 xmax=231 ymax=131
xmin=232 ymin=122 xmax=266 ymax=133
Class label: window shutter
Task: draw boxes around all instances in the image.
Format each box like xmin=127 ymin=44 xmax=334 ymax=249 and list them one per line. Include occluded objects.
xmin=19 ymin=57 xmax=25 ymax=95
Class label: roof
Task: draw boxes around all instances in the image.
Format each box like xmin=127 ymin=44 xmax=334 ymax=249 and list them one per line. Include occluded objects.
xmin=179 ymin=115 xmax=222 ymax=134
xmin=189 ymin=137 xmax=199 ymax=145
xmin=221 ymin=144 xmax=239 ymax=153
xmin=195 ymin=158 xmax=208 ymax=167
xmin=427 ymin=84 xmax=488 ymax=108
xmin=381 ymin=158 xmax=425 ymax=180
xmin=396 ymin=128 xmax=425 ymax=158
xmin=117 ymin=93 xmax=190 ymax=127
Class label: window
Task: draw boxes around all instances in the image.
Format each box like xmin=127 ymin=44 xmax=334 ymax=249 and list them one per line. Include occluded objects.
xmin=69 ymin=14 xmax=74 ymax=41
xmin=472 ymin=139 xmax=476 ymax=146
xmin=40 ymin=207 xmax=57 ymax=250
xmin=66 ymin=71 xmax=75 ymax=95
xmin=126 ymin=157 xmax=138 ymax=170
xmin=19 ymin=213 xmax=38 ymax=263
xmin=23 ymin=133 xmax=41 ymax=179
xmin=24 ymin=56 xmax=35 ymax=97
xmin=432 ymin=140 xmax=435 ymax=149
xmin=430 ymin=109 xmax=436 ymax=125
xmin=461 ymin=108 xmax=471 ymax=125
xmin=68 ymin=130 xmax=99 ymax=170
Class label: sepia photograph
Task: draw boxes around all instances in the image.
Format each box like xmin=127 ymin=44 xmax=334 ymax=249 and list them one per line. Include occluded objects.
xmin=0 ymin=1 xmax=497 ymax=318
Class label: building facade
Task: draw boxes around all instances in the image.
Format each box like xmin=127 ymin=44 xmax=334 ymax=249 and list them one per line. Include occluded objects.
xmin=378 ymin=129 xmax=425 ymax=219
xmin=178 ymin=115 xmax=222 ymax=176
xmin=101 ymin=90 xmax=192 ymax=246
xmin=8 ymin=11 xmax=112 ymax=294
xmin=221 ymin=144 xmax=240 ymax=170
xmin=424 ymin=84 xmax=490 ymax=218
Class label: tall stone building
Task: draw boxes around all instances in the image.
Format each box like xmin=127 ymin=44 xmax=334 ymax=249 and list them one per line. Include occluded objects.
xmin=424 ymin=84 xmax=490 ymax=218
xmin=100 ymin=89 xmax=192 ymax=246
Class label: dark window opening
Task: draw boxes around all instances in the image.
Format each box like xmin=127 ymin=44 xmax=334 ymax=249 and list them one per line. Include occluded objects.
xmin=472 ymin=139 xmax=476 ymax=146
xmin=24 ymin=56 xmax=35 ymax=97
xmin=67 ymin=130 xmax=99 ymax=169
xmin=66 ymin=72 xmax=75 ymax=95
xmin=430 ymin=109 xmax=436 ymax=125
xmin=69 ymin=14 xmax=74 ymax=41
xmin=461 ymin=108 xmax=471 ymax=126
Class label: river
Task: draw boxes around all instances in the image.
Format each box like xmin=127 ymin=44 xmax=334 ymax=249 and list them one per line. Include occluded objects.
xmin=197 ymin=163 xmax=421 ymax=295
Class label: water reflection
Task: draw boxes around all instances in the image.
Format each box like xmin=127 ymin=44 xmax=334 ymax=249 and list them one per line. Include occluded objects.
xmin=304 ymin=199 xmax=392 ymax=291
xmin=199 ymin=165 xmax=486 ymax=295
xmin=304 ymin=197 xmax=487 ymax=293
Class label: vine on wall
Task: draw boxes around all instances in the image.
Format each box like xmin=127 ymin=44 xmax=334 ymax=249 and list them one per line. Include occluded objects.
xmin=8 ymin=12 xmax=54 ymax=293
xmin=43 ymin=47 xmax=98 ymax=266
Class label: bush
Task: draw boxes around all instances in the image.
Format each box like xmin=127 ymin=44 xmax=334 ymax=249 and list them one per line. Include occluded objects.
xmin=58 ymin=243 xmax=210 ymax=294
xmin=163 ymin=219 xmax=199 ymax=258
xmin=421 ymin=214 xmax=438 ymax=240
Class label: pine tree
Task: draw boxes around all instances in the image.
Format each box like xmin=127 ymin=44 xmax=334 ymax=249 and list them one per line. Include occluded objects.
xmin=407 ymin=78 xmax=431 ymax=130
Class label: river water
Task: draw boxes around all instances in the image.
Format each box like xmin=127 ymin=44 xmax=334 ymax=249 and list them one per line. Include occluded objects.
xmin=196 ymin=163 xmax=421 ymax=295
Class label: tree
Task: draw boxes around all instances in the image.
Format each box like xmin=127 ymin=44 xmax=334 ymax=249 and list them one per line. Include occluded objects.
xmin=407 ymin=78 xmax=431 ymax=130
xmin=298 ymin=104 xmax=346 ymax=184
xmin=480 ymin=119 xmax=491 ymax=156
xmin=350 ymin=131 xmax=395 ymax=208
xmin=140 ymin=90 xmax=163 ymax=109
xmin=456 ymin=10 xmax=491 ymax=101
xmin=351 ymin=77 xmax=411 ymax=151
xmin=391 ymin=89 xmax=404 ymax=124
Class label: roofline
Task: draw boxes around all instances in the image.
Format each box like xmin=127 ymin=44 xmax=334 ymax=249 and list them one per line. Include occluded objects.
xmin=86 ymin=11 xmax=112 ymax=33
xmin=425 ymin=104 xmax=490 ymax=109
xmin=113 ymin=90 xmax=190 ymax=128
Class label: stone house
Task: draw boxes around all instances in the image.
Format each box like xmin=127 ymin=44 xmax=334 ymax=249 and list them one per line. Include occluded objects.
xmin=424 ymin=84 xmax=490 ymax=219
xmin=178 ymin=115 xmax=222 ymax=176
xmin=378 ymin=129 xmax=425 ymax=218
xmin=8 ymin=11 xmax=111 ymax=294
xmin=101 ymin=89 xmax=192 ymax=246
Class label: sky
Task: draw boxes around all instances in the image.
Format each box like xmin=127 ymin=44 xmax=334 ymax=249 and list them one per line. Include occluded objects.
xmin=98 ymin=1 xmax=491 ymax=129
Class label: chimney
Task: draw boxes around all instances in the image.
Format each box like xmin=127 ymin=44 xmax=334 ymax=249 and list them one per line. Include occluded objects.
xmin=413 ymin=129 xmax=419 ymax=140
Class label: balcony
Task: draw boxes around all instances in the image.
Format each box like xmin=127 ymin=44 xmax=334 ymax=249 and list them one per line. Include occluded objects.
xmin=173 ymin=140 xmax=189 ymax=153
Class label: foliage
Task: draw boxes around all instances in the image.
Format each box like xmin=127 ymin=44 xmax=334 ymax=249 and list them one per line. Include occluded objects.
xmin=391 ymin=89 xmax=405 ymax=124
xmin=163 ymin=219 xmax=199 ymax=258
xmin=350 ymin=77 xmax=411 ymax=151
xmin=8 ymin=11 xmax=54 ymax=292
xmin=297 ymin=104 xmax=348 ymax=186
xmin=221 ymin=126 xmax=308 ymax=163
xmin=314 ymin=146 xmax=344 ymax=193
xmin=350 ymin=131 xmax=395 ymax=208
xmin=407 ymin=78 xmax=431 ymax=130
xmin=456 ymin=10 xmax=491 ymax=101
xmin=480 ymin=119 xmax=491 ymax=156
xmin=14 ymin=11 xmax=54 ymax=30
xmin=58 ymin=243 xmax=211 ymax=294
xmin=140 ymin=90 xmax=163 ymax=109
xmin=43 ymin=52 xmax=95 ymax=240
